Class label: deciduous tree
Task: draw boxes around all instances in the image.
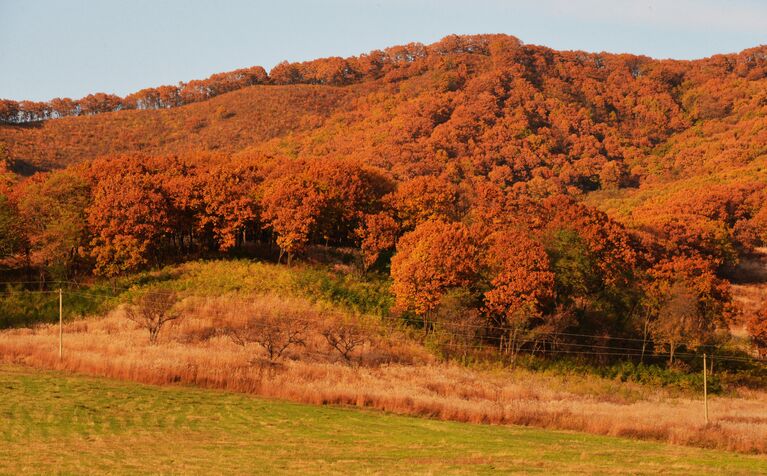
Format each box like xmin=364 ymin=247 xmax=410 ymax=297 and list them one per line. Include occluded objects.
xmin=16 ymin=171 xmax=89 ymax=279
xmin=125 ymin=290 xmax=181 ymax=345
xmin=391 ymin=221 xmax=481 ymax=327
xmin=483 ymin=230 xmax=555 ymax=357
xmin=88 ymin=171 xmax=173 ymax=277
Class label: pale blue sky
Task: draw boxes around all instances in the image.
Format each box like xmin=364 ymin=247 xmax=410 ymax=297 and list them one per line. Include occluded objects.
xmin=2 ymin=0 xmax=767 ymax=101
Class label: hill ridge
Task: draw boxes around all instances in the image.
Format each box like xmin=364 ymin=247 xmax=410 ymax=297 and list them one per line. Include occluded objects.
xmin=3 ymin=33 xmax=767 ymax=124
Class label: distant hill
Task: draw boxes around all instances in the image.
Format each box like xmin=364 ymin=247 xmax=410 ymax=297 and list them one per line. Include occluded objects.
xmin=2 ymin=34 xmax=767 ymax=182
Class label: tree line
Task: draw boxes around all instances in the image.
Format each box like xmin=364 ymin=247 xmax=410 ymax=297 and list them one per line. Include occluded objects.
xmin=0 ymin=35 xmax=493 ymax=123
xmin=1 ymin=150 xmax=766 ymax=360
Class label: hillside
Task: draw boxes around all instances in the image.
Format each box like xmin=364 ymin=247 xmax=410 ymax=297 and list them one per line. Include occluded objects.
xmin=3 ymin=35 xmax=767 ymax=179
xmin=0 ymin=84 xmax=362 ymax=171
xmin=1 ymin=34 xmax=767 ymax=370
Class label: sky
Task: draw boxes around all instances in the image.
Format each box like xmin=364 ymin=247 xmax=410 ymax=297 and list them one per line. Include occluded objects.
xmin=2 ymin=0 xmax=767 ymax=101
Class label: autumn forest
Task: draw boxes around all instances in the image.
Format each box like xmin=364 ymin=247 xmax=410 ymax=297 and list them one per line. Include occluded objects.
xmin=2 ymin=33 xmax=767 ymax=364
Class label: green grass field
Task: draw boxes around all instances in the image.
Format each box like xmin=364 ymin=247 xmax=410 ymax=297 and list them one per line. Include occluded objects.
xmin=1 ymin=365 xmax=765 ymax=475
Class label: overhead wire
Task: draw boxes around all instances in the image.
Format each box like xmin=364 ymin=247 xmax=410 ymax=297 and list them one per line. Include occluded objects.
xmin=4 ymin=286 xmax=763 ymax=365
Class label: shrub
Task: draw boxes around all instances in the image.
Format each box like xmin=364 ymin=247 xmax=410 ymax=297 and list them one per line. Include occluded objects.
xmin=125 ymin=290 xmax=181 ymax=344
xmin=225 ymin=304 xmax=308 ymax=362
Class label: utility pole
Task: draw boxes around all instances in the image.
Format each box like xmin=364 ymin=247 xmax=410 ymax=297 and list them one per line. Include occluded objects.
xmin=58 ymin=288 xmax=63 ymax=360
xmin=703 ymin=353 xmax=709 ymax=424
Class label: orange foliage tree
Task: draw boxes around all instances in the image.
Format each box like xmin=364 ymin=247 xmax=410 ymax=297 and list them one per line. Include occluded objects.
xmin=357 ymin=212 xmax=400 ymax=270
xmin=644 ymin=256 xmax=734 ymax=362
xmin=259 ymin=172 xmax=325 ymax=263
xmin=0 ymin=193 xmax=24 ymax=261
xmin=87 ymin=172 xmax=173 ymax=277
xmin=260 ymin=159 xmax=390 ymax=263
xmin=390 ymin=220 xmax=482 ymax=330
xmin=483 ymin=229 xmax=555 ymax=355
xmin=390 ymin=175 xmax=465 ymax=230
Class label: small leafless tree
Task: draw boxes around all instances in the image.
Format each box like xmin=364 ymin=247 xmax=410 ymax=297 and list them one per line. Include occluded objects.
xmin=226 ymin=309 xmax=307 ymax=362
xmin=125 ymin=291 xmax=181 ymax=345
xmin=322 ymin=320 xmax=369 ymax=363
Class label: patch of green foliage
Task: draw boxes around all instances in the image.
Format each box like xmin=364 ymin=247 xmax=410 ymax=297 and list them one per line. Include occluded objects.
xmin=0 ymin=259 xmax=394 ymax=329
xmin=292 ymin=268 xmax=393 ymax=316
xmin=0 ymin=284 xmax=111 ymax=329
xmin=518 ymin=357 xmax=723 ymax=394
xmin=138 ymin=259 xmax=394 ymax=315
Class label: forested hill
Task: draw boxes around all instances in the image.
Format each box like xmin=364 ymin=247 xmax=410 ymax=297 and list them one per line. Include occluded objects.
xmin=2 ymin=34 xmax=767 ymax=355
xmin=2 ymin=33 xmax=767 ymax=179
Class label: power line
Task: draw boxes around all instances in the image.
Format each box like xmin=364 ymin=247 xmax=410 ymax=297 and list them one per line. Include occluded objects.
xmin=6 ymin=287 xmax=764 ymax=365
xmin=53 ymin=284 xmax=755 ymax=353
xmin=0 ymin=289 xmax=61 ymax=296
xmin=0 ymin=280 xmax=70 ymax=286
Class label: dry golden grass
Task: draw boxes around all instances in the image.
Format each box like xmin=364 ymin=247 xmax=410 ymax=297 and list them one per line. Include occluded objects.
xmin=1 ymin=293 xmax=766 ymax=455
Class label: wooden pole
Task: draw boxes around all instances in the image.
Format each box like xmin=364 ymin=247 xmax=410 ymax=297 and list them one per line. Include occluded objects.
xmin=58 ymin=288 xmax=63 ymax=360
xmin=703 ymin=353 xmax=709 ymax=424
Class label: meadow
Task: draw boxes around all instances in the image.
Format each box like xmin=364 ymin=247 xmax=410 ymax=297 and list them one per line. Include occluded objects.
xmin=2 ymin=364 xmax=766 ymax=475
xmin=1 ymin=261 xmax=766 ymax=455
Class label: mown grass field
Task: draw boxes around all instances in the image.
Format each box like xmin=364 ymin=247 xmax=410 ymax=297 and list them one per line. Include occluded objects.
xmin=1 ymin=365 xmax=765 ymax=475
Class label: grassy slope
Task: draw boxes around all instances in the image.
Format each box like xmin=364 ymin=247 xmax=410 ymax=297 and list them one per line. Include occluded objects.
xmin=3 ymin=258 xmax=763 ymax=392
xmin=0 ymin=83 xmax=363 ymax=170
xmin=1 ymin=365 xmax=765 ymax=475
xmin=0 ymin=258 xmax=393 ymax=329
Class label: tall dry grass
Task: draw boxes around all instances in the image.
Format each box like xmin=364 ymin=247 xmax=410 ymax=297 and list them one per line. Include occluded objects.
xmin=1 ymin=293 xmax=766 ymax=454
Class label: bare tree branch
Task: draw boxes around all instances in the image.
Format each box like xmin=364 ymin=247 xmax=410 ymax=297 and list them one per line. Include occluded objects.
xmin=125 ymin=291 xmax=180 ymax=345
xmin=322 ymin=320 xmax=369 ymax=363
xmin=224 ymin=307 xmax=307 ymax=361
